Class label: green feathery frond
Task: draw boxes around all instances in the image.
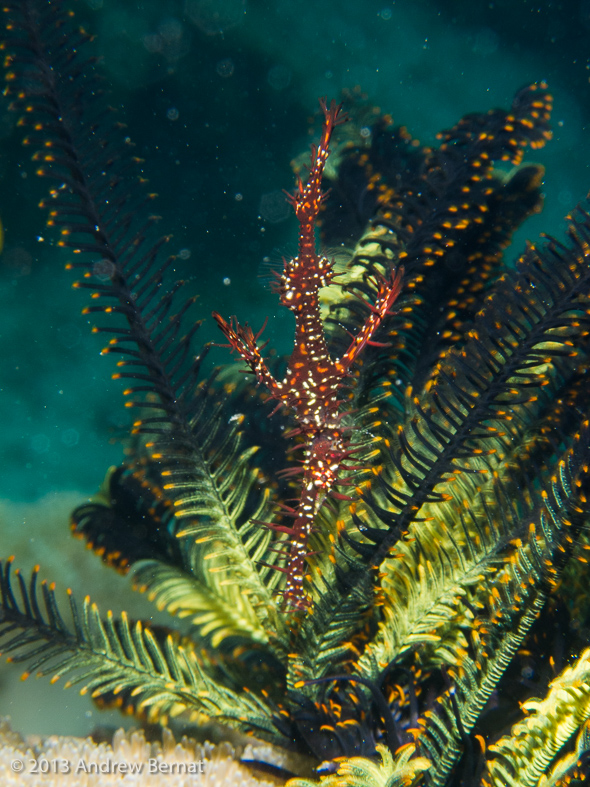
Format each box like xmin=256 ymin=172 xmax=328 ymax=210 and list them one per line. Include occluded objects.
xmin=356 ymin=220 xmax=590 ymax=565
xmin=536 ymin=720 xmax=590 ymax=787
xmin=4 ymin=0 xmax=289 ymax=644
xmin=486 ymin=649 xmax=590 ymax=787
xmin=286 ymin=743 xmax=430 ymax=787
xmin=3 ymin=0 xmax=282 ymax=626
xmin=417 ymin=423 xmax=590 ymax=786
xmin=0 ymin=559 xmax=282 ymax=738
xmin=133 ymin=560 xmax=273 ymax=649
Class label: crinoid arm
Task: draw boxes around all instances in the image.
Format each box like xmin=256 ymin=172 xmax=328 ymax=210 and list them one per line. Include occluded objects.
xmin=0 ymin=559 xmax=281 ymax=737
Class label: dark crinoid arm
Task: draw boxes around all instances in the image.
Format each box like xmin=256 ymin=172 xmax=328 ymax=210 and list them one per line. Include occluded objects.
xmin=287 ymin=83 xmax=555 ymax=631
xmin=0 ymin=559 xmax=280 ymax=736
xmin=2 ymin=0 xmax=292 ymax=706
xmin=282 ymin=86 xmax=590 ymax=783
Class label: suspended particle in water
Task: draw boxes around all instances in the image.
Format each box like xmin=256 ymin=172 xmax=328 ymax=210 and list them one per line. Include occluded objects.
xmin=267 ymin=64 xmax=291 ymax=91
xmin=216 ymin=58 xmax=235 ymax=77
xmin=61 ymin=428 xmax=80 ymax=447
xmin=143 ymin=33 xmax=163 ymax=54
xmin=93 ymin=258 xmax=116 ymax=281
xmin=472 ymin=27 xmax=499 ymax=56
xmin=1 ymin=247 xmax=32 ymax=277
xmin=31 ymin=434 xmax=50 ymax=454
xmin=167 ymin=107 xmax=180 ymax=121
xmin=157 ymin=17 xmax=191 ymax=61
xmin=185 ymin=0 xmax=246 ymax=36
xmin=159 ymin=17 xmax=183 ymax=45
xmin=259 ymin=190 xmax=290 ymax=224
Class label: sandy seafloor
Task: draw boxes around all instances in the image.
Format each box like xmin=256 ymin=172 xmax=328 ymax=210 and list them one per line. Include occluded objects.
xmin=0 ymin=0 xmax=589 ymax=739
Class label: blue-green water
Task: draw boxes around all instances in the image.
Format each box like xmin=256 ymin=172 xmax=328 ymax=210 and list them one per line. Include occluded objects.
xmin=1 ymin=0 xmax=589 ymax=501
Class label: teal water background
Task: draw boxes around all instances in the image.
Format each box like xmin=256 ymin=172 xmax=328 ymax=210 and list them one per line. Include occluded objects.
xmin=1 ymin=0 xmax=589 ymax=501
xmin=1 ymin=0 xmax=589 ymax=502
